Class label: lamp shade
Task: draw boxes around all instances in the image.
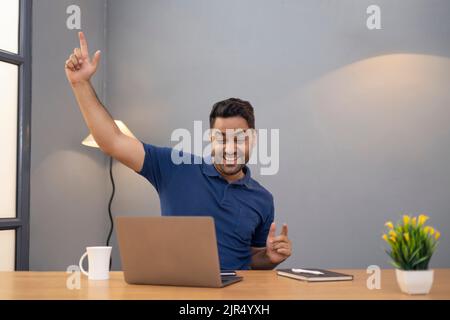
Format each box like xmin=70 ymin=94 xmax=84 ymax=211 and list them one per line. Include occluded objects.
xmin=82 ymin=120 xmax=137 ymax=148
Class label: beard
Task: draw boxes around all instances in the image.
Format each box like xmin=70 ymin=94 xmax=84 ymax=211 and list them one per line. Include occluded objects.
xmin=214 ymin=162 xmax=246 ymax=176
xmin=211 ymin=150 xmax=248 ymax=176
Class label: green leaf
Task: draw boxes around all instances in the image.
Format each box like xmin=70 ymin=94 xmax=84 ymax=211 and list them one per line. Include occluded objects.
xmin=411 ymin=255 xmax=431 ymax=268
xmin=390 ymin=260 xmax=402 ymax=269
xmin=408 ymin=245 xmax=422 ymax=264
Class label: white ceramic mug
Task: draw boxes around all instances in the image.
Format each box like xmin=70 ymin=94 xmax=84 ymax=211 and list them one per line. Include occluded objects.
xmin=79 ymin=246 xmax=112 ymax=280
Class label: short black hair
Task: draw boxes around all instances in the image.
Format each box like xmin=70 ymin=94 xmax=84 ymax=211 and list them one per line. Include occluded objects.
xmin=209 ymin=98 xmax=255 ymax=129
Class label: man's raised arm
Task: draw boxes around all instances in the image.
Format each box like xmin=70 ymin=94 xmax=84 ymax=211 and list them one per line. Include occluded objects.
xmin=65 ymin=32 xmax=144 ymax=172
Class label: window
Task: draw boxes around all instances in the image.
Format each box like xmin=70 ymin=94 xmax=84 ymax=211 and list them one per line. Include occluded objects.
xmin=0 ymin=0 xmax=31 ymax=271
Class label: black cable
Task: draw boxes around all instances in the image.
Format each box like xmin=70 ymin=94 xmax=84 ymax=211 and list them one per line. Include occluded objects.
xmin=106 ymin=156 xmax=115 ymax=268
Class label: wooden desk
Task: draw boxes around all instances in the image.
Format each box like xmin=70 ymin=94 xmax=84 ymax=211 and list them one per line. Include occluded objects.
xmin=1 ymin=269 xmax=449 ymax=300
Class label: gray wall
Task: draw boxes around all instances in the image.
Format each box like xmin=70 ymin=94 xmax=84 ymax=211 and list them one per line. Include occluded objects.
xmin=31 ymin=0 xmax=450 ymax=270
xmin=30 ymin=0 xmax=109 ymax=270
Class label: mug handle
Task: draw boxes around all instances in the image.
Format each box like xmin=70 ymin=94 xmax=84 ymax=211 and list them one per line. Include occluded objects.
xmin=79 ymin=252 xmax=89 ymax=276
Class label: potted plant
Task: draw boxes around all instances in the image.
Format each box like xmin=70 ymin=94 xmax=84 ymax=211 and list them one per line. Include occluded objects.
xmin=382 ymin=214 xmax=441 ymax=295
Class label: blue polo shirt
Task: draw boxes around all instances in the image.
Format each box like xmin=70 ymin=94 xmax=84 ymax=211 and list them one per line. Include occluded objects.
xmin=135 ymin=142 xmax=274 ymax=270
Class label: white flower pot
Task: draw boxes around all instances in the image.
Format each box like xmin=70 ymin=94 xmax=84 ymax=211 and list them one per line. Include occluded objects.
xmin=395 ymin=269 xmax=434 ymax=295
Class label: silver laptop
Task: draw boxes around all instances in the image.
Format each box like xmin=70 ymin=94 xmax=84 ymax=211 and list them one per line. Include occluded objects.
xmin=115 ymin=216 xmax=243 ymax=288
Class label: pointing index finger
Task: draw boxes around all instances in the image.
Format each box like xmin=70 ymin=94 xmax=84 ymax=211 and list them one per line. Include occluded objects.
xmin=78 ymin=31 xmax=89 ymax=58
xmin=281 ymin=223 xmax=288 ymax=236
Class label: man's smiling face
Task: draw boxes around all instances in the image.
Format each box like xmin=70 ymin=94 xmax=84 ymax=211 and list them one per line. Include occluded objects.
xmin=210 ymin=116 xmax=255 ymax=178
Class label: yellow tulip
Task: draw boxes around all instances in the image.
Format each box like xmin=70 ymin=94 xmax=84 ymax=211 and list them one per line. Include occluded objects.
xmin=390 ymin=236 xmax=397 ymax=243
xmin=403 ymin=215 xmax=410 ymax=225
xmin=424 ymin=226 xmax=435 ymax=235
xmin=382 ymin=234 xmax=388 ymax=242
xmin=435 ymin=231 xmax=441 ymax=240
xmin=385 ymin=221 xmax=394 ymax=229
xmin=418 ymin=214 xmax=429 ymax=226
xmin=412 ymin=217 xmax=417 ymax=226
xmin=404 ymin=233 xmax=410 ymax=242
xmin=389 ymin=230 xmax=397 ymax=238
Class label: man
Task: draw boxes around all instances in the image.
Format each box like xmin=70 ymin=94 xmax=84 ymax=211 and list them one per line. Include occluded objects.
xmin=65 ymin=32 xmax=292 ymax=270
